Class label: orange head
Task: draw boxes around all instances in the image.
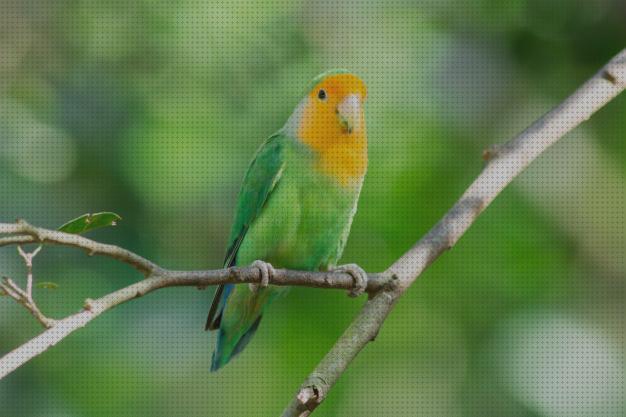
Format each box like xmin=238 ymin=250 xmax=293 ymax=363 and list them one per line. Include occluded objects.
xmin=283 ymin=70 xmax=368 ymax=187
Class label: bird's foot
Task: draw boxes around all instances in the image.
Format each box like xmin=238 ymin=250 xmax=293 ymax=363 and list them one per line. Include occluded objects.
xmin=248 ymin=260 xmax=275 ymax=292
xmin=333 ymin=263 xmax=367 ymax=297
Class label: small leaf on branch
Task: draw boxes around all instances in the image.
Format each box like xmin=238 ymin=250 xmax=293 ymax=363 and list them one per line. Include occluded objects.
xmin=36 ymin=282 xmax=59 ymax=290
xmin=58 ymin=212 xmax=122 ymax=234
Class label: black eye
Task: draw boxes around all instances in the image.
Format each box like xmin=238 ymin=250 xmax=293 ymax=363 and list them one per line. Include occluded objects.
xmin=317 ymin=89 xmax=327 ymax=100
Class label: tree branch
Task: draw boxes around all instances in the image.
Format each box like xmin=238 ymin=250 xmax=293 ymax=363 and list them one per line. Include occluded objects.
xmin=281 ymin=48 xmax=626 ymax=416
xmin=0 ymin=222 xmax=389 ymax=379
xmin=0 ymin=219 xmax=163 ymax=275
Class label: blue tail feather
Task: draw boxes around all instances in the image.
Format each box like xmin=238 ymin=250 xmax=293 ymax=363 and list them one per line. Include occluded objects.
xmin=210 ymin=314 xmax=264 ymax=372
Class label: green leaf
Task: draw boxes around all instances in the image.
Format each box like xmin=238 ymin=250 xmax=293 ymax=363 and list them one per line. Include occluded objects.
xmin=37 ymin=282 xmax=59 ymax=290
xmin=58 ymin=212 xmax=122 ymax=234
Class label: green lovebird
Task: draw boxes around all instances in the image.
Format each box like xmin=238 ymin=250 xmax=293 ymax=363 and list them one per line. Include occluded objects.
xmin=206 ymin=70 xmax=368 ymax=371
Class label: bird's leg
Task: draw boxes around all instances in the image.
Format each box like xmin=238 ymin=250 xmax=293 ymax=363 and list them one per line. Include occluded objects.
xmin=332 ymin=263 xmax=367 ymax=297
xmin=248 ymin=260 xmax=275 ymax=292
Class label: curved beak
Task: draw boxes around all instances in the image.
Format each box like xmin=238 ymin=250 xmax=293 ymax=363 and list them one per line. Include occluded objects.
xmin=337 ymin=94 xmax=361 ymax=134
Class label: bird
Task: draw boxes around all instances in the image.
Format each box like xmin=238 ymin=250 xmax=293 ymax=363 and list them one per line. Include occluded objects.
xmin=206 ymin=70 xmax=368 ymax=371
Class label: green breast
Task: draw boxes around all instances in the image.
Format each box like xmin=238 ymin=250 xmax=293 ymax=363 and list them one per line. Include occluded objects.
xmin=235 ymin=138 xmax=362 ymax=271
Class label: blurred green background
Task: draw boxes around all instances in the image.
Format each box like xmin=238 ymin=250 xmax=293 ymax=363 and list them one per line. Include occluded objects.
xmin=1 ymin=0 xmax=625 ymax=416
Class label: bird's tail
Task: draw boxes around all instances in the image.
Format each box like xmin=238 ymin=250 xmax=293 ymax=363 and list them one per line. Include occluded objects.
xmin=211 ymin=313 xmax=263 ymax=371
xmin=209 ymin=284 xmax=274 ymax=371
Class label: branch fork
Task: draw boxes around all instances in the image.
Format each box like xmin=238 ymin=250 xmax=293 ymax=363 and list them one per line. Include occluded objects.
xmin=0 ymin=246 xmax=56 ymax=328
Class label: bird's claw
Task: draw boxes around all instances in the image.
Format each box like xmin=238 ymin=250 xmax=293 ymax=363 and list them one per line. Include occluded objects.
xmin=248 ymin=260 xmax=275 ymax=292
xmin=334 ymin=263 xmax=367 ymax=297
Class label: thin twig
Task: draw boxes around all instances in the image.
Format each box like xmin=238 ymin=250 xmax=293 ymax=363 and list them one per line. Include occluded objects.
xmin=1 ymin=246 xmax=55 ymax=328
xmin=17 ymin=245 xmax=42 ymax=300
xmin=0 ymin=220 xmax=163 ymax=276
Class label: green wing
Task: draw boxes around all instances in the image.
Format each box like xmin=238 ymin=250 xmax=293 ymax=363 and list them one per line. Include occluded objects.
xmin=205 ymin=133 xmax=285 ymax=330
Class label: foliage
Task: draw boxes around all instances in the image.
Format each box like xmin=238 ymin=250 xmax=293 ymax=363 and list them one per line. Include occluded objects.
xmin=58 ymin=212 xmax=122 ymax=234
